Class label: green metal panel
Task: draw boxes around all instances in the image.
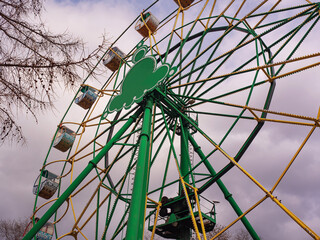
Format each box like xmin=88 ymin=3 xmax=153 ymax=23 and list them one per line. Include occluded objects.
xmin=108 ymin=46 xmax=170 ymax=112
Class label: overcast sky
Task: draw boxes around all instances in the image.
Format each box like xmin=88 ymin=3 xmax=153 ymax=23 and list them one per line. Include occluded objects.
xmin=1 ymin=0 xmax=320 ymax=240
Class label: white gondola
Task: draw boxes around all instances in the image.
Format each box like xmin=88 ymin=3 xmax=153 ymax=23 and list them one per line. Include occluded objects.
xmin=53 ymin=126 xmax=75 ymax=152
xmin=23 ymin=218 xmax=54 ymax=240
xmin=33 ymin=170 xmax=59 ymax=199
xmin=75 ymin=86 xmax=98 ymax=109
xmin=103 ymin=47 xmax=126 ymax=72
xmin=173 ymin=0 xmax=194 ymax=8
xmin=135 ymin=12 xmax=159 ymax=38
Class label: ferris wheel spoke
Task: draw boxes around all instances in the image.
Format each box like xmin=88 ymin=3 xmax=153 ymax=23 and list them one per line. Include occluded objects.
xmin=181 ymin=30 xmax=209 ymax=98
xmin=157 ymin=136 xmax=175 ymax=199
xmin=273 ymin=15 xmax=319 ymax=76
xmin=25 ymin=1 xmax=320 ymax=239
xmin=109 ymin=207 xmax=130 ymax=240
xmin=168 ymin=31 xmax=268 ymax=94
xmin=102 ymin=142 xmax=142 ymax=237
xmin=181 ymin=28 xmax=250 ymax=100
xmin=184 ymin=35 xmax=260 ymax=100
xmin=158 ymin=104 xmax=182 ymax=175
xmin=168 ymin=0 xmax=212 ymax=67
xmin=201 ymin=5 xmax=317 ymax=74
xmin=167 ymin=2 xmax=272 ymax=88
xmin=167 ymin=28 xmax=242 ymax=87
xmin=188 ymin=132 xmax=260 ymax=239
xmin=24 ymin=109 xmax=141 ymax=240
xmin=170 ymin=43 xmax=320 ymax=101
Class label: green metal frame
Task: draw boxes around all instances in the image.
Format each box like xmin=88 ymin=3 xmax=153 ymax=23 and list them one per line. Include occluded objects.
xmin=27 ymin=2 xmax=320 ymax=240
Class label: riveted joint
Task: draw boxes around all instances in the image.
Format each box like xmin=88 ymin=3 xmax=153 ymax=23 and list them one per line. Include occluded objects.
xmin=139 ymin=132 xmax=150 ymax=141
xmin=225 ymin=193 xmax=233 ymax=200
xmin=89 ymin=161 xmax=97 ymax=168
xmin=194 ymin=145 xmax=201 ymax=152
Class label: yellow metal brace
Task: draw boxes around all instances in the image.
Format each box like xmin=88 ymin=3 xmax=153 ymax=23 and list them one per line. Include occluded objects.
xmin=210 ymin=196 xmax=268 ymax=240
xmin=180 ymin=177 xmax=203 ymax=240
xmin=146 ymin=197 xmax=162 ymax=240
xmin=184 ymin=180 xmax=208 ymax=240
xmin=201 ymin=133 xmax=320 ymax=239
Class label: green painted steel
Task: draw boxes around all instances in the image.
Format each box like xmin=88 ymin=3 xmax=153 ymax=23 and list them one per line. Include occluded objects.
xmin=102 ymin=132 xmax=140 ymax=239
xmin=23 ymin=109 xmax=141 ymax=240
xmin=188 ymin=133 xmax=260 ymax=240
xmin=108 ymin=46 xmax=170 ymax=112
xmin=179 ymin=120 xmax=192 ymax=239
xmin=112 ymin=206 xmax=130 ymax=239
xmin=126 ymin=98 xmax=153 ymax=240
xmin=158 ymin=130 xmax=172 ymax=200
xmin=180 ymin=120 xmax=191 ymax=192
xmin=28 ymin=2 xmax=320 ymax=239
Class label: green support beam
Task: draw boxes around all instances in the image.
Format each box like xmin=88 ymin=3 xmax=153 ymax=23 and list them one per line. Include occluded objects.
xmin=126 ymin=97 xmax=153 ymax=240
xmin=188 ymin=133 xmax=260 ymax=240
xmin=180 ymin=120 xmax=191 ymax=193
xmin=179 ymin=120 xmax=192 ymax=240
xmin=23 ymin=109 xmax=142 ymax=240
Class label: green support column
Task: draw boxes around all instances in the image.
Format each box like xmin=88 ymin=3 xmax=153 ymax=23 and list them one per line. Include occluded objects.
xmin=179 ymin=120 xmax=191 ymax=240
xmin=188 ymin=133 xmax=260 ymax=240
xmin=126 ymin=98 xmax=153 ymax=240
xmin=180 ymin=120 xmax=191 ymax=193
xmin=23 ymin=109 xmax=141 ymax=240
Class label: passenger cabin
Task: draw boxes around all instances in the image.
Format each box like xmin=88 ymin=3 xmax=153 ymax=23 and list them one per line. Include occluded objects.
xmin=148 ymin=196 xmax=216 ymax=238
xmin=169 ymin=111 xmax=198 ymax=136
xmin=135 ymin=12 xmax=159 ymax=38
xmin=33 ymin=170 xmax=59 ymax=199
xmin=173 ymin=0 xmax=194 ymax=8
xmin=75 ymin=86 xmax=98 ymax=109
xmin=23 ymin=218 xmax=54 ymax=240
xmin=103 ymin=47 xmax=126 ymax=72
xmin=53 ymin=126 xmax=75 ymax=152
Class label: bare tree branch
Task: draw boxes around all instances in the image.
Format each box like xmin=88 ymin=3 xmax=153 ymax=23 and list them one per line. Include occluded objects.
xmin=0 ymin=0 xmax=107 ymax=145
xmin=0 ymin=218 xmax=29 ymax=240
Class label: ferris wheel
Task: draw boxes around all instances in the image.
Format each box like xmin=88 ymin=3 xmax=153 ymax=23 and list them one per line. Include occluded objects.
xmin=23 ymin=0 xmax=320 ymax=239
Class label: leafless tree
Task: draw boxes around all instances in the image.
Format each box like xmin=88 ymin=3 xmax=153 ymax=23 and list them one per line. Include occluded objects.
xmin=233 ymin=228 xmax=252 ymax=240
xmin=143 ymin=225 xmax=256 ymax=240
xmin=0 ymin=0 xmax=106 ymax=145
xmin=0 ymin=218 xmax=29 ymax=240
xmin=206 ymin=224 xmax=233 ymax=240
